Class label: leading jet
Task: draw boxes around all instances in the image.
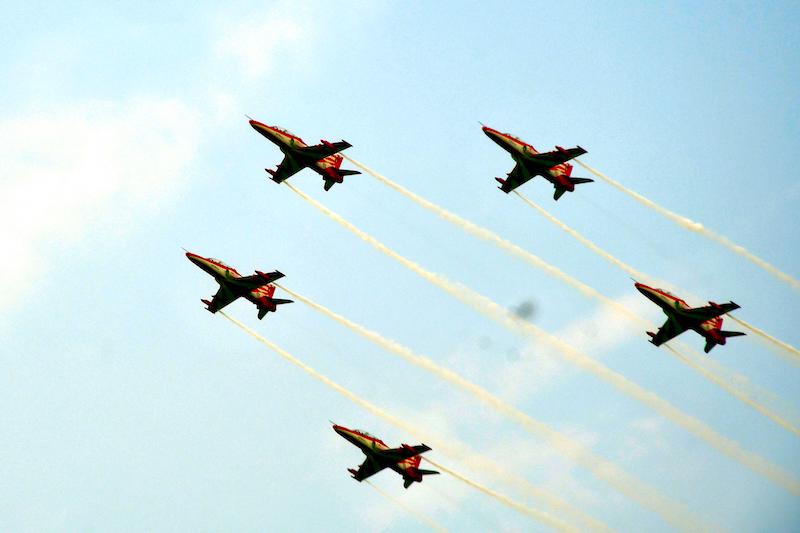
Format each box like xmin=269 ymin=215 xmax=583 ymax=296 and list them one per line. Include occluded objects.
xmin=186 ymin=251 xmax=292 ymax=319
xmin=249 ymin=118 xmax=360 ymax=191
xmin=333 ymin=424 xmax=439 ymax=489
xmin=482 ymin=124 xmax=592 ymax=200
xmin=635 ymin=282 xmax=745 ymax=353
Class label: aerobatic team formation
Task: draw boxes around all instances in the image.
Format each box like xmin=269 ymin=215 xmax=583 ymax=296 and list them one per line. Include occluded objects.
xmin=185 ymin=117 xmax=798 ymax=529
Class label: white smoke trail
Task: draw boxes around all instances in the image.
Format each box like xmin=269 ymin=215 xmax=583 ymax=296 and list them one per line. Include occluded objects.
xmin=572 ymin=159 xmax=800 ymax=291
xmin=727 ymin=315 xmax=800 ymax=366
xmin=274 ymin=283 xmax=678 ymax=532
xmin=514 ymin=192 xmax=800 ymax=435
xmin=664 ymin=344 xmax=800 ymax=438
xmin=513 ymin=191 xmax=649 ymax=282
xmin=421 ymin=459 xmax=578 ymax=533
xmin=342 ymin=155 xmax=635 ymax=321
xmin=285 ymin=182 xmax=800 ymax=498
xmin=218 ymin=311 xmax=578 ymax=531
xmin=365 ymin=480 xmax=453 ymax=533
xmin=343 ymin=156 xmax=800 ymax=438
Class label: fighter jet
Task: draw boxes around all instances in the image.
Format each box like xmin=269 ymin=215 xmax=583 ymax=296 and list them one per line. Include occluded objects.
xmin=333 ymin=424 xmax=439 ymax=489
xmin=635 ymin=282 xmax=745 ymax=353
xmin=482 ymin=124 xmax=592 ymax=200
xmin=249 ymin=118 xmax=360 ymax=191
xmin=186 ymin=251 xmax=292 ymax=319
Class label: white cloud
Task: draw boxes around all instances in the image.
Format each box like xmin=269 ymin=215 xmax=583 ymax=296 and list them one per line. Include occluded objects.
xmin=493 ymin=294 xmax=649 ymax=403
xmin=0 ymin=97 xmax=201 ymax=311
xmin=214 ymin=2 xmax=309 ymax=81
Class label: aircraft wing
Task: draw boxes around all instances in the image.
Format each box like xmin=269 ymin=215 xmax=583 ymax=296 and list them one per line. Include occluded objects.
xmin=351 ymin=456 xmax=388 ymax=481
xmin=649 ymin=318 xmax=688 ymax=346
xmin=683 ymin=302 xmax=741 ymax=322
xmin=268 ymin=155 xmax=305 ymax=184
xmin=207 ymin=286 xmax=240 ymax=312
xmin=380 ymin=444 xmax=432 ymax=462
xmin=230 ymin=270 xmax=285 ymax=289
xmin=294 ymin=140 xmax=353 ymax=162
xmin=524 ymin=146 xmax=587 ymax=169
xmin=498 ymin=162 xmax=533 ymax=193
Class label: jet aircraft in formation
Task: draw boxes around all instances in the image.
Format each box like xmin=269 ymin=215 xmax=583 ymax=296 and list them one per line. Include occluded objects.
xmin=482 ymin=124 xmax=593 ymax=200
xmin=186 ymin=251 xmax=292 ymax=320
xmin=249 ymin=118 xmax=360 ymax=191
xmin=183 ymin=119 xmax=751 ymax=501
xmin=333 ymin=424 xmax=439 ymax=489
xmin=635 ymin=282 xmax=745 ymax=353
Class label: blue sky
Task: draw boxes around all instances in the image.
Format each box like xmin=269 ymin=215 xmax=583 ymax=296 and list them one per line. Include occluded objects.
xmin=2 ymin=1 xmax=799 ymax=531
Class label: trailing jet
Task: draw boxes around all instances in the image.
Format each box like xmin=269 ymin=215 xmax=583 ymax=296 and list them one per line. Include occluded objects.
xmin=635 ymin=282 xmax=745 ymax=353
xmin=185 ymin=251 xmax=292 ymax=320
xmin=249 ymin=118 xmax=360 ymax=191
xmin=333 ymin=424 xmax=439 ymax=489
xmin=482 ymin=124 xmax=592 ymax=200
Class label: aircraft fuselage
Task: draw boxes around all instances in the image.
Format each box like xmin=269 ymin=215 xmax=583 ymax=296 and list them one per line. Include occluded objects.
xmin=249 ymin=120 xmax=344 ymax=176
xmin=333 ymin=425 xmax=428 ymax=483
xmin=186 ymin=252 xmax=278 ymax=310
xmin=482 ymin=125 xmax=572 ymax=186
xmin=636 ymin=283 xmax=725 ymax=340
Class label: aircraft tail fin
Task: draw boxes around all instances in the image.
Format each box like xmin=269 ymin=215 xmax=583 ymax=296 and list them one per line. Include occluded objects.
xmin=704 ymin=330 xmax=746 ymax=353
xmin=495 ymin=177 xmax=511 ymax=193
xmin=403 ymin=468 xmax=439 ymax=489
xmin=257 ymin=308 xmax=268 ymax=320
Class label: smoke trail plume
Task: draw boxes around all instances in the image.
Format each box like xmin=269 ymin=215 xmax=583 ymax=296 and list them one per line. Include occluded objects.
xmin=727 ymin=315 xmax=800 ymax=366
xmin=365 ymin=480 xmax=453 ymax=533
xmin=513 ymin=191 xmax=648 ymax=282
xmin=514 ymin=191 xmax=800 ymax=436
xmin=342 ymin=155 xmax=637 ymax=322
xmin=421 ymin=459 xmax=578 ymax=533
xmin=274 ymin=284 xmax=671 ymax=532
xmin=664 ymin=344 xmax=800 ymax=438
xmin=343 ymin=157 xmax=799 ymax=438
xmin=285 ymin=183 xmax=800 ymax=497
xmin=572 ymin=159 xmax=800 ymax=291
xmin=219 ymin=310 xmax=577 ymax=531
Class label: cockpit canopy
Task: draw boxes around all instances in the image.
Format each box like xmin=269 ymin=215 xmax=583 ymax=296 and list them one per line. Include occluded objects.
xmin=208 ymin=258 xmax=230 ymax=268
xmin=273 ymin=126 xmax=298 ymax=137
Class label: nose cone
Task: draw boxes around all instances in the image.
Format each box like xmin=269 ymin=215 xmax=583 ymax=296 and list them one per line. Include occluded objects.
xmin=634 ymin=282 xmax=650 ymax=296
xmin=482 ymin=125 xmax=499 ymax=139
xmin=332 ymin=424 xmax=347 ymax=437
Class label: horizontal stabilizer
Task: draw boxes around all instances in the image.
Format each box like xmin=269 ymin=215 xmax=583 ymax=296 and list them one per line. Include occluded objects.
xmin=337 ymin=169 xmax=361 ymax=176
xmin=256 ymin=270 xmax=285 ymax=283
xmin=721 ymin=330 xmax=746 ymax=338
xmin=271 ymin=298 xmax=293 ymax=305
xmin=569 ymin=177 xmax=594 ymax=185
xmin=495 ymin=177 xmax=511 ymax=193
